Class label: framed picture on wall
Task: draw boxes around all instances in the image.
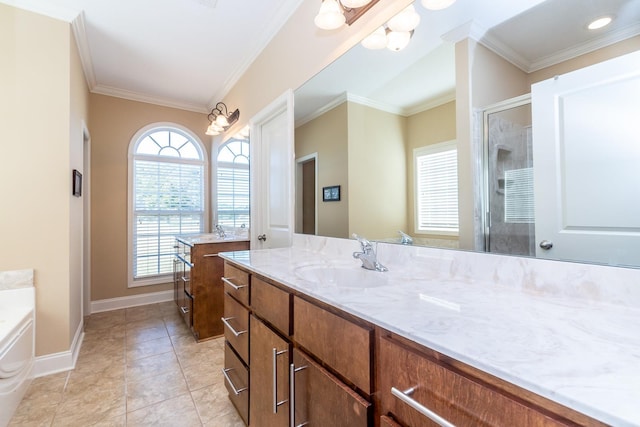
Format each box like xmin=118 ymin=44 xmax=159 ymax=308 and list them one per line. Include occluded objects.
xmin=72 ymin=169 xmax=82 ymax=197
xmin=322 ymin=185 xmax=340 ymax=202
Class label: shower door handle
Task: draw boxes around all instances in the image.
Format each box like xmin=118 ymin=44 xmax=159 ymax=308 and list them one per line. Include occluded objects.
xmin=539 ymin=240 xmax=553 ymax=250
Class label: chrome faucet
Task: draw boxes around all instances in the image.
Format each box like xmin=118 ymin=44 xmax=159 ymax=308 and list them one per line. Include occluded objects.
xmin=398 ymin=230 xmax=413 ymax=245
xmin=215 ymin=224 xmax=226 ymax=238
xmin=352 ymin=234 xmax=388 ymax=272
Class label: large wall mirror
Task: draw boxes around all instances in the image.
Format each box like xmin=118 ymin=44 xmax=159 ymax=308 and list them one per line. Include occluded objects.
xmin=293 ymin=0 xmax=640 ymax=268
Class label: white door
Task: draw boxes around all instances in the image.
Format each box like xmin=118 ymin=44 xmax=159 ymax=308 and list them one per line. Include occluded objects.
xmin=250 ymin=90 xmax=295 ymax=249
xmin=531 ymin=50 xmax=640 ymax=267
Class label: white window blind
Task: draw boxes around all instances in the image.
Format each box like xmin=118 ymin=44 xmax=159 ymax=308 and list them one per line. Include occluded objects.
xmin=415 ymin=141 xmax=459 ymax=234
xmin=504 ymin=167 xmax=535 ymax=223
xmin=216 ymin=139 xmax=250 ymax=228
xmin=130 ymin=127 xmax=205 ymax=284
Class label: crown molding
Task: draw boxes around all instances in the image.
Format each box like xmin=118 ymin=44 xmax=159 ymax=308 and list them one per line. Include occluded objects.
xmin=527 ymin=22 xmax=640 ymax=73
xmin=92 ymin=84 xmax=209 ymax=114
xmin=403 ymin=91 xmax=456 ymax=116
xmin=347 ymin=93 xmax=405 ymax=116
xmin=295 ymin=93 xmax=348 ymax=128
xmin=207 ymin=0 xmax=306 ymax=109
xmin=71 ymin=12 xmax=97 ymax=90
xmin=476 ymin=21 xmax=640 ymax=74
xmin=442 ymin=20 xmax=487 ymax=44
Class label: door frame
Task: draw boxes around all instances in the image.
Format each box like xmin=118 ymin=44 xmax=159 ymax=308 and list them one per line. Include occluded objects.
xmin=295 ymin=152 xmax=318 ymax=235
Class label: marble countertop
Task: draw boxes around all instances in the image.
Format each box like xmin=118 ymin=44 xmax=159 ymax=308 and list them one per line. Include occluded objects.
xmin=220 ymin=245 xmax=640 ymax=427
xmin=176 ymin=232 xmax=249 ymax=246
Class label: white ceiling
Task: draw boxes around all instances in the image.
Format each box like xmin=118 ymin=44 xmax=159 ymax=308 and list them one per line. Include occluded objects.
xmin=2 ymin=0 xmax=305 ymax=112
xmin=294 ymin=0 xmax=640 ymax=124
xmin=4 ymin=0 xmax=639 ymax=117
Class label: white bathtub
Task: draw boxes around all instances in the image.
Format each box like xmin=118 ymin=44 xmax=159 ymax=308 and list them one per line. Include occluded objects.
xmin=0 ymin=285 xmax=35 ymax=427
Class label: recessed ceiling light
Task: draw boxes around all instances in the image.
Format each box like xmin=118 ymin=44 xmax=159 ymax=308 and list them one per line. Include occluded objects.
xmin=587 ymin=16 xmax=613 ymax=30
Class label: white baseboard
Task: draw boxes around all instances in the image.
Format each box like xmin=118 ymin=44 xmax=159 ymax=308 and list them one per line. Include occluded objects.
xmin=33 ymin=319 xmax=84 ymax=378
xmin=90 ymin=289 xmax=173 ymax=314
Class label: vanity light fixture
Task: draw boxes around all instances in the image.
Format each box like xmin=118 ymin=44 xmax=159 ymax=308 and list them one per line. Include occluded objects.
xmin=587 ymin=15 xmax=613 ymax=30
xmin=205 ymin=102 xmax=240 ymax=136
xmin=314 ymin=0 xmax=380 ymax=30
xmin=361 ymin=4 xmax=420 ymax=52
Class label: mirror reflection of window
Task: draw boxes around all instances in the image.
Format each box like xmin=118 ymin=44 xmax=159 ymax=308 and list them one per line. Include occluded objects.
xmin=216 ymin=138 xmax=250 ymax=228
xmin=414 ymin=140 xmax=458 ymax=235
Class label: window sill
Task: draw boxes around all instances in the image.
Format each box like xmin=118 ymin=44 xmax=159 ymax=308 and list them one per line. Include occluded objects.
xmin=129 ymin=274 xmax=173 ymax=288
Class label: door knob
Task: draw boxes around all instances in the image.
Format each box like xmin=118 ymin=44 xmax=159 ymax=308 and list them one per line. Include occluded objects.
xmin=257 ymin=234 xmax=267 ymax=242
xmin=539 ymin=240 xmax=553 ymax=250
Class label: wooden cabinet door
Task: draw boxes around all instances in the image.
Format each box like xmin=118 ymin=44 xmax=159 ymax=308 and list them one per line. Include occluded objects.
xmin=250 ymin=315 xmax=290 ymax=427
xmin=378 ymin=336 xmax=566 ymax=427
xmin=291 ymin=348 xmax=370 ymax=427
xmin=191 ymin=244 xmax=224 ymax=339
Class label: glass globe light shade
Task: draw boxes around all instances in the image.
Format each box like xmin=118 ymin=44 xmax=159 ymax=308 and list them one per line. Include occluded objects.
xmin=340 ymin=0 xmax=372 ymax=8
xmin=314 ymin=0 xmax=346 ymax=30
xmin=387 ymin=4 xmax=421 ymax=32
xmin=386 ymin=30 xmax=412 ymax=52
xmin=206 ymin=124 xmax=220 ymax=136
xmin=215 ymin=114 xmax=229 ymax=127
xmin=421 ymin=0 xmax=456 ymax=10
xmin=361 ymin=26 xmax=387 ymax=50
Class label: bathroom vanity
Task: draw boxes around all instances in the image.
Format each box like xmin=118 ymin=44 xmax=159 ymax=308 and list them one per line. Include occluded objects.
xmin=173 ymin=233 xmax=249 ymax=341
xmin=220 ymin=235 xmax=640 ymax=427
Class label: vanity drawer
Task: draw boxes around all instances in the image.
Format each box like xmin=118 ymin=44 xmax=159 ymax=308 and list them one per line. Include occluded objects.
xmin=222 ymin=263 xmax=250 ymax=307
xmin=293 ymin=296 xmax=372 ymax=394
xmin=223 ymin=341 xmax=249 ymax=426
xmin=223 ymin=293 xmax=249 ymax=364
xmin=378 ymin=335 xmax=567 ymax=427
xmin=251 ymin=277 xmax=291 ymax=336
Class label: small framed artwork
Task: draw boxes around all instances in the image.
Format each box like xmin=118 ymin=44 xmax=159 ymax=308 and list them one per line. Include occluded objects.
xmin=322 ymin=185 xmax=340 ymax=202
xmin=72 ymin=169 xmax=82 ymax=197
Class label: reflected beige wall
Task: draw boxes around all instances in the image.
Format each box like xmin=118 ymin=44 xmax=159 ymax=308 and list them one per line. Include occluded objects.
xmin=295 ymin=103 xmax=349 ymax=238
xmin=406 ymin=100 xmax=457 ymax=243
xmin=348 ymin=102 xmax=407 ymax=240
xmin=0 ymin=5 xmax=87 ymax=356
xmin=89 ymin=94 xmax=209 ymax=300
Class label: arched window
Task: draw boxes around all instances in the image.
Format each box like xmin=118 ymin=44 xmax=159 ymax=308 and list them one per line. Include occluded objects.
xmin=129 ymin=124 xmax=207 ymax=286
xmin=216 ymin=138 xmax=249 ymax=228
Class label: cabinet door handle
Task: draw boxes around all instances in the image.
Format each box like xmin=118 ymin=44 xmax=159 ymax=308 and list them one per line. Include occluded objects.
xmin=203 ymin=253 xmax=219 ymax=258
xmin=222 ymin=368 xmax=247 ymax=395
xmin=221 ymin=317 xmax=247 ymax=337
xmin=222 ymin=277 xmax=247 ymax=290
xmin=289 ymin=362 xmax=308 ymax=427
xmin=272 ymin=347 xmax=289 ymax=414
xmin=391 ymin=386 xmax=456 ymax=427
xmin=180 ymin=306 xmax=189 ymax=315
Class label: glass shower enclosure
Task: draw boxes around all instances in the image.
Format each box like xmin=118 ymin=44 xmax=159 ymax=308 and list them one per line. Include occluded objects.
xmin=482 ymin=95 xmax=535 ymax=257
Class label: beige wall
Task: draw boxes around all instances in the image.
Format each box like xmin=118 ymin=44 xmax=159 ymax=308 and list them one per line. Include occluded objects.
xmin=406 ymin=101 xmax=457 ymax=241
xmin=89 ymin=94 xmax=209 ymax=301
xmin=348 ymin=102 xmax=407 ymax=240
xmin=295 ymin=103 xmax=349 ymax=238
xmin=0 ymin=5 xmax=81 ymax=356
xmin=220 ymin=0 xmax=413 ymax=137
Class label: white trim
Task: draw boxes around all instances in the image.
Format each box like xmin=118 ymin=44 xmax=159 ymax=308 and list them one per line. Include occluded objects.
xmin=82 ymin=123 xmax=92 ymax=317
xmin=295 ymin=93 xmax=348 ymax=128
xmin=92 ymin=84 xmax=209 ymax=114
xmin=442 ymin=20 xmax=488 ymax=44
xmin=33 ymin=320 xmax=84 ymax=378
xmin=91 ymin=290 xmax=174 ymax=313
xmin=71 ymin=12 xmax=97 ymax=91
xmin=403 ymin=91 xmax=456 ymax=116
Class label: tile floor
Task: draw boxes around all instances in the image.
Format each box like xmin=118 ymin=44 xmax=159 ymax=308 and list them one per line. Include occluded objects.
xmin=9 ymin=301 xmax=245 ymax=426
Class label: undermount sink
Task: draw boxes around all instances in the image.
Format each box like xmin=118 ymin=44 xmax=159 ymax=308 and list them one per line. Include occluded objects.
xmin=294 ymin=265 xmax=389 ymax=288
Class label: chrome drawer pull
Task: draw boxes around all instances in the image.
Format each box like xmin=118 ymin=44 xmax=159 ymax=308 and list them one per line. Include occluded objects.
xmin=221 ymin=317 xmax=247 ymax=337
xmin=391 ymin=387 xmax=456 ymax=427
xmin=222 ymin=277 xmax=247 ymax=290
xmin=203 ymin=253 xmax=219 ymax=258
xmin=180 ymin=306 xmax=189 ymax=315
xmin=222 ymin=368 xmax=247 ymax=395
xmin=180 ymin=276 xmax=190 ymax=282
xmin=176 ymin=254 xmax=194 ymax=268
xmin=272 ymin=347 xmax=289 ymax=414
xmin=289 ymin=362 xmax=308 ymax=427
